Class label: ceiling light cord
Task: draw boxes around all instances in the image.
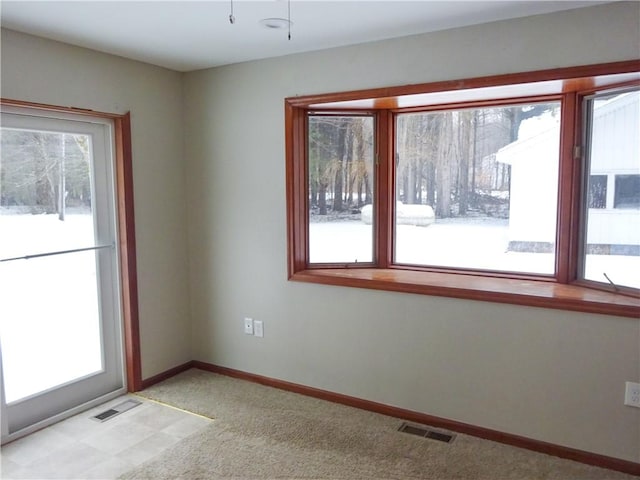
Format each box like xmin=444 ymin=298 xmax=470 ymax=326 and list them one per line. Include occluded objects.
xmin=288 ymin=0 xmax=291 ymax=40
xmin=229 ymin=0 xmax=235 ymax=24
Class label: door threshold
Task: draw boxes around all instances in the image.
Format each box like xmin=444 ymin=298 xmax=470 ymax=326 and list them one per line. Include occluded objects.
xmin=1 ymin=387 xmax=126 ymax=445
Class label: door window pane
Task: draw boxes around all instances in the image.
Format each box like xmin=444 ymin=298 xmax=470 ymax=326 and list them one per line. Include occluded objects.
xmin=1 ymin=129 xmax=94 ymax=259
xmin=0 ymin=127 xmax=102 ymax=404
xmin=394 ymin=102 xmax=561 ymax=274
xmin=583 ymin=90 xmax=640 ymax=289
xmin=308 ymin=115 xmax=375 ymax=264
xmin=0 ymin=252 xmax=102 ymax=403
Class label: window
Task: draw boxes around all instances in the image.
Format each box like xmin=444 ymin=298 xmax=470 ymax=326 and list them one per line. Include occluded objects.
xmin=582 ymin=89 xmax=640 ymax=289
xmin=587 ymin=175 xmax=607 ymax=209
xmin=614 ymin=175 xmax=640 ymax=209
xmin=394 ymin=102 xmax=560 ymax=274
xmin=285 ymin=61 xmax=640 ymax=318
xmin=308 ymin=114 xmax=375 ymax=264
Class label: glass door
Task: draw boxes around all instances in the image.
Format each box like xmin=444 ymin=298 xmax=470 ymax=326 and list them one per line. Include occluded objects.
xmin=0 ymin=107 xmax=125 ymax=441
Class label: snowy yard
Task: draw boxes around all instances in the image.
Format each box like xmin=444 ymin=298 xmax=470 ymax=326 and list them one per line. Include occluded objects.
xmin=0 ymin=212 xmax=102 ymax=403
xmin=310 ymin=218 xmax=640 ymax=288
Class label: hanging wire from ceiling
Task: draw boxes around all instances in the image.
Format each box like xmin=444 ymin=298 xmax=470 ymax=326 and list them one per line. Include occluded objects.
xmin=229 ymin=0 xmax=235 ymax=24
xmin=288 ymin=0 xmax=291 ymax=40
xmin=230 ymin=0 xmax=293 ymax=40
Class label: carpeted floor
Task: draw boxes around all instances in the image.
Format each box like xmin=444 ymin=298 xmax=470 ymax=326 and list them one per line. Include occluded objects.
xmin=119 ymin=369 xmax=636 ymax=480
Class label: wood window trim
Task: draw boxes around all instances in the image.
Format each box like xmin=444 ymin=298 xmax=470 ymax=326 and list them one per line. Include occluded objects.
xmin=290 ymin=269 xmax=639 ymax=317
xmin=0 ymin=98 xmax=143 ymax=391
xmin=285 ymin=61 xmax=640 ymax=319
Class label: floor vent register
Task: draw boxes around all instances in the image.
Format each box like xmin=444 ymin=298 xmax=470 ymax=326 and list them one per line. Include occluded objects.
xmin=91 ymin=399 xmax=142 ymax=422
xmin=398 ymin=422 xmax=456 ymax=443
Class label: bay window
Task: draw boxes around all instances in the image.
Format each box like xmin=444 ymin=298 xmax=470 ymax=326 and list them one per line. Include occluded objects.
xmin=286 ymin=61 xmax=640 ymax=317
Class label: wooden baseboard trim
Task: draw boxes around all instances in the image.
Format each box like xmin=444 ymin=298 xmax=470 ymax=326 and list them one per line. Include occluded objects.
xmin=192 ymin=361 xmax=640 ymax=477
xmin=140 ymin=361 xmax=195 ymax=390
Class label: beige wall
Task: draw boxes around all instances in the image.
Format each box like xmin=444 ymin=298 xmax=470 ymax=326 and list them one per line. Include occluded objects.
xmin=1 ymin=29 xmax=192 ymax=378
xmin=183 ymin=2 xmax=640 ymax=462
xmin=1 ymin=1 xmax=639 ymax=464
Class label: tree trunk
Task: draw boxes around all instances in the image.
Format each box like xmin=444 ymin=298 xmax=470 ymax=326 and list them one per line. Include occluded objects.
xmin=458 ymin=112 xmax=471 ymax=215
xmin=435 ymin=113 xmax=453 ymax=218
xmin=58 ymin=134 xmax=66 ymax=221
xmin=345 ymin=126 xmax=354 ymax=207
xmin=364 ymin=170 xmax=372 ymax=204
xmin=332 ymin=120 xmax=347 ymax=212
xmin=470 ymin=110 xmax=478 ymax=208
xmin=426 ymin=162 xmax=436 ymax=207
xmin=34 ymin=134 xmax=57 ymax=214
xmin=318 ymin=183 xmax=327 ymax=215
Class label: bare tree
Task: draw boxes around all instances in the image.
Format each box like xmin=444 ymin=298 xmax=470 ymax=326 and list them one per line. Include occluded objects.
xmin=435 ymin=112 xmax=455 ymax=218
xmin=457 ymin=111 xmax=473 ymax=215
xmin=1 ymin=130 xmax=91 ymax=217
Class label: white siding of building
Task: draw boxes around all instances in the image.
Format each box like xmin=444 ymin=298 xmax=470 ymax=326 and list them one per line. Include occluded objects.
xmin=497 ymin=91 xmax=639 ymax=250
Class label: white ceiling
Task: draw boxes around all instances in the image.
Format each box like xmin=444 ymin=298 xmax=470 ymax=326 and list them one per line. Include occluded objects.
xmin=1 ymin=1 xmax=612 ymax=72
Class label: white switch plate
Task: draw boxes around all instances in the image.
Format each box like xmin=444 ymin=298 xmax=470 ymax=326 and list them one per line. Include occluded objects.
xmin=244 ymin=317 xmax=254 ymax=335
xmin=254 ymin=320 xmax=264 ymax=338
xmin=625 ymin=381 xmax=640 ymax=408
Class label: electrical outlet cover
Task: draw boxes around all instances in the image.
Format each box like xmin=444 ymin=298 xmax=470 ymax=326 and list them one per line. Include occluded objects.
xmin=244 ymin=317 xmax=254 ymax=335
xmin=624 ymin=381 xmax=640 ymax=408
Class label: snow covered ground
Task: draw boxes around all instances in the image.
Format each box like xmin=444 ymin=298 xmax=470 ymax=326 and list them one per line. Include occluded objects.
xmin=0 ymin=212 xmax=102 ymax=403
xmin=310 ymin=218 xmax=640 ymax=288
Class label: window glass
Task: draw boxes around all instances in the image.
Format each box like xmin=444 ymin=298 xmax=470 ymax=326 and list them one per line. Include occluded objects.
xmin=0 ymin=128 xmax=95 ymax=259
xmin=582 ymin=90 xmax=640 ymax=289
xmin=307 ymin=115 xmax=375 ymax=264
xmin=588 ymin=175 xmax=608 ymax=209
xmin=614 ymin=174 xmax=640 ymax=209
xmin=394 ymin=102 xmax=560 ymax=274
xmin=287 ymin=64 xmax=640 ymax=315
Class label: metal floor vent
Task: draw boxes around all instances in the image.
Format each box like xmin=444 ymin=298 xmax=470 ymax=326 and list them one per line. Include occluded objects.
xmin=91 ymin=399 xmax=141 ymax=422
xmin=398 ymin=422 xmax=456 ymax=443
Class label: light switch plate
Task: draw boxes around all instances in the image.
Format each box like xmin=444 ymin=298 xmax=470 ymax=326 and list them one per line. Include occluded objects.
xmin=254 ymin=320 xmax=264 ymax=338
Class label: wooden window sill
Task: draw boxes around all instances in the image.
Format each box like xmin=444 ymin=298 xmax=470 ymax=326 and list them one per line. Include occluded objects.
xmin=291 ymin=268 xmax=640 ymax=318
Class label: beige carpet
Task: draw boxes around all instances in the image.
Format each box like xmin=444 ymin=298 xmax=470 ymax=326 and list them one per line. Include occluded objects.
xmin=119 ymin=369 xmax=636 ymax=480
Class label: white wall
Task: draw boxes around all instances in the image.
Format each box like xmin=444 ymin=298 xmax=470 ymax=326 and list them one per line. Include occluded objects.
xmin=1 ymin=29 xmax=192 ymax=378
xmin=184 ymin=2 xmax=640 ymax=462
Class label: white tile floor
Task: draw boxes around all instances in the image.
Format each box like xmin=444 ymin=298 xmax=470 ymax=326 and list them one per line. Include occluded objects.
xmin=0 ymin=395 xmax=213 ymax=479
